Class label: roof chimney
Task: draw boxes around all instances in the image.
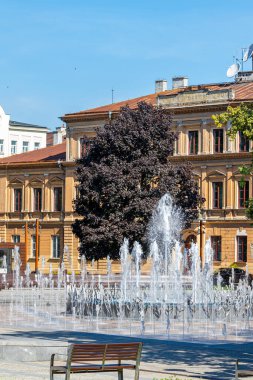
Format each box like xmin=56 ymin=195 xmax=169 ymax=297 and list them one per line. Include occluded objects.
xmin=172 ymin=76 xmax=189 ymax=89
xmin=155 ymin=80 xmax=167 ymax=93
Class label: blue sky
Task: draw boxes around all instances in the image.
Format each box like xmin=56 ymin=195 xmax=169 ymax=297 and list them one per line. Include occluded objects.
xmin=1 ymin=0 xmax=253 ymax=129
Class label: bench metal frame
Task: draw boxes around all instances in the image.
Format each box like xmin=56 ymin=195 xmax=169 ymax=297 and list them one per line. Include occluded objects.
xmin=50 ymin=342 xmax=143 ymax=380
xmin=235 ymin=358 xmax=253 ymax=379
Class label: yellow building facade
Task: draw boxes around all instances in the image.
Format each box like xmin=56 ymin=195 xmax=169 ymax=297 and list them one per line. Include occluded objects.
xmin=1 ymin=78 xmax=253 ymax=273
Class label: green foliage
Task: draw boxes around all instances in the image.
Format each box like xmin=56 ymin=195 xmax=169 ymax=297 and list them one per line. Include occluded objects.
xmin=212 ymin=103 xmax=253 ymax=139
xmin=246 ymin=198 xmax=253 ymax=219
xmin=238 ymin=166 xmax=251 ymax=176
xmin=230 ymin=262 xmax=239 ymax=268
xmin=213 ymin=103 xmax=253 ymax=220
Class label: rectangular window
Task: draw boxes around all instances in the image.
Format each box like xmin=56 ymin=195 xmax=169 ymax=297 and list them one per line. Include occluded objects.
xmin=75 ymin=185 xmax=80 ymax=199
xmin=211 ymin=236 xmax=221 ymax=261
xmin=80 ymin=137 xmax=94 ymax=157
xmin=52 ymin=235 xmax=60 ymax=258
xmin=239 ymin=131 xmax=249 ymax=152
xmin=22 ymin=141 xmax=29 ymax=153
xmin=11 ymin=141 xmax=17 ymax=155
xmin=237 ymin=236 xmax=247 ymax=262
xmin=189 ymin=131 xmax=198 ymax=154
xmin=238 ymin=181 xmax=249 ymax=208
xmin=12 ymin=235 xmax=20 ymax=243
xmin=33 ymin=188 xmax=42 ymax=211
xmin=213 ymin=182 xmax=223 ymax=209
xmin=213 ymin=129 xmax=224 ymax=153
xmin=14 ymin=188 xmax=22 ymax=212
xmin=0 ymin=139 xmax=4 ymax=153
xmin=31 ymin=235 xmax=36 ymax=258
xmin=34 ymin=142 xmax=40 ymax=150
xmin=54 ymin=187 xmax=62 ymax=211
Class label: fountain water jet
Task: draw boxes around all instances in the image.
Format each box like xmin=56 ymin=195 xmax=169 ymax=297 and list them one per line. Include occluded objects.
xmin=0 ymin=194 xmax=253 ymax=342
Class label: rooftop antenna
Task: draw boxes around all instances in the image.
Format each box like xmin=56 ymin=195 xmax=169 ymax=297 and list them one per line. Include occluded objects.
xmin=243 ymin=43 xmax=253 ymax=70
xmin=111 ymin=88 xmax=114 ymax=104
xmin=241 ymin=48 xmax=247 ymax=72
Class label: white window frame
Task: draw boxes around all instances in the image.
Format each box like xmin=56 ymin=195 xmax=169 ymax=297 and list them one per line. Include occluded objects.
xmin=11 ymin=140 xmax=17 ymax=155
xmin=12 ymin=235 xmax=20 ymax=243
xmin=34 ymin=142 xmax=40 ymax=150
xmin=0 ymin=139 xmax=4 ymax=154
xmin=52 ymin=235 xmax=60 ymax=259
xmin=31 ymin=235 xmax=36 ymax=258
xmin=22 ymin=141 xmax=29 ymax=153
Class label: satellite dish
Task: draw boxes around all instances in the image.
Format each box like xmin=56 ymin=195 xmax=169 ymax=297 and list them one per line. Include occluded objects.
xmin=226 ymin=63 xmax=240 ymax=77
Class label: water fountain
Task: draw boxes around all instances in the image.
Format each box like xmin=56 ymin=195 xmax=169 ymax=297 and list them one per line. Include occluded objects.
xmin=0 ymin=193 xmax=253 ymax=342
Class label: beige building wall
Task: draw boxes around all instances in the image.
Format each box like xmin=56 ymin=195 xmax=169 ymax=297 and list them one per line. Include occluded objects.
xmin=61 ymin=99 xmax=253 ymax=274
xmin=1 ymin=86 xmax=253 ymax=274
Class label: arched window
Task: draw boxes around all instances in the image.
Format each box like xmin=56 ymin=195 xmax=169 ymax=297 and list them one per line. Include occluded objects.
xmin=185 ymin=234 xmax=197 ymax=250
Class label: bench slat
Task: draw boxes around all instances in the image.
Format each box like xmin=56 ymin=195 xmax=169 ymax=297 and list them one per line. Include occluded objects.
xmin=238 ymin=370 xmax=253 ymax=376
xmin=106 ymin=343 xmax=140 ymax=361
xmin=53 ymin=364 xmax=136 ymax=372
xmin=71 ymin=345 xmax=105 ymax=362
xmin=51 ymin=342 xmax=142 ymax=379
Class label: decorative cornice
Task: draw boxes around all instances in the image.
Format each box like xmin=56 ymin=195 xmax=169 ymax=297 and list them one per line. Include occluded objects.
xmin=169 ymin=152 xmax=252 ymax=163
xmin=0 ymin=161 xmax=70 ymax=170
xmin=201 ymin=119 xmax=208 ymax=126
xmin=61 ymin=103 xmax=232 ymax=123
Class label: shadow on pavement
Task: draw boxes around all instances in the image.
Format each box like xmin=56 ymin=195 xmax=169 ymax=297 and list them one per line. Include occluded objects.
xmin=1 ymin=329 xmax=253 ymax=379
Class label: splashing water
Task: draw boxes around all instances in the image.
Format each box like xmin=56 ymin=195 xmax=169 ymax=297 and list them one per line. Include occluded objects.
xmin=148 ymin=194 xmax=183 ymax=276
xmin=1 ymin=194 xmax=253 ymax=342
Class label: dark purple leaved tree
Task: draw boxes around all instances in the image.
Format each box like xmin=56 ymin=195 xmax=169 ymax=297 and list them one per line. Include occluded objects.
xmin=73 ymin=102 xmax=202 ymax=260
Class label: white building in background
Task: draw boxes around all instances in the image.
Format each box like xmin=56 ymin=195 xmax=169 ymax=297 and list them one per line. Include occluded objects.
xmin=46 ymin=124 xmax=66 ymax=146
xmin=0 ymin=105 xmax=49 ymax=157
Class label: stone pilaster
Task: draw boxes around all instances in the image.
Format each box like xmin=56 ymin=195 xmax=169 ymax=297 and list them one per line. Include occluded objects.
xmin=63 ymin=223 xmax=74 ymax=269
xmin=226 ymin=165 xmax=233 ymax=210
xmin=0 ymin=223 xmax=6 ymax=243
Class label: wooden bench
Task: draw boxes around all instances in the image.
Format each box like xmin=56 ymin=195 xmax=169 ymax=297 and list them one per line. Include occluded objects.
xmin=235 ymin=359 xmax=253 ymax=379
xmin=50 ymin=342 xmax=143 ymax=380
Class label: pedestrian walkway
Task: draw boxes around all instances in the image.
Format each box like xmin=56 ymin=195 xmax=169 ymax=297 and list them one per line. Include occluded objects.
xmin=0 ymin=328 xmax=252 ymax=379
xmin=0 ymin=360 xmax=203 ymax=379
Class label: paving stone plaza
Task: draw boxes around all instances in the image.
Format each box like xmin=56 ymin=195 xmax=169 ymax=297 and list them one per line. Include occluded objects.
xmin=0 ymin=327 xmax=252 ymax=379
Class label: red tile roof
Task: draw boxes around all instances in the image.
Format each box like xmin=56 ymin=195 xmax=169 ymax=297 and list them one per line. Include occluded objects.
xmin=0 ymin=142 xmax=66 ymax=164
xmin=231 ymin=81 xmax=253 ymax=99
xmin=62 ymin=81 xmax=253 ymax=121
xmin=63 ymin=93 xmax=157 ymax=120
